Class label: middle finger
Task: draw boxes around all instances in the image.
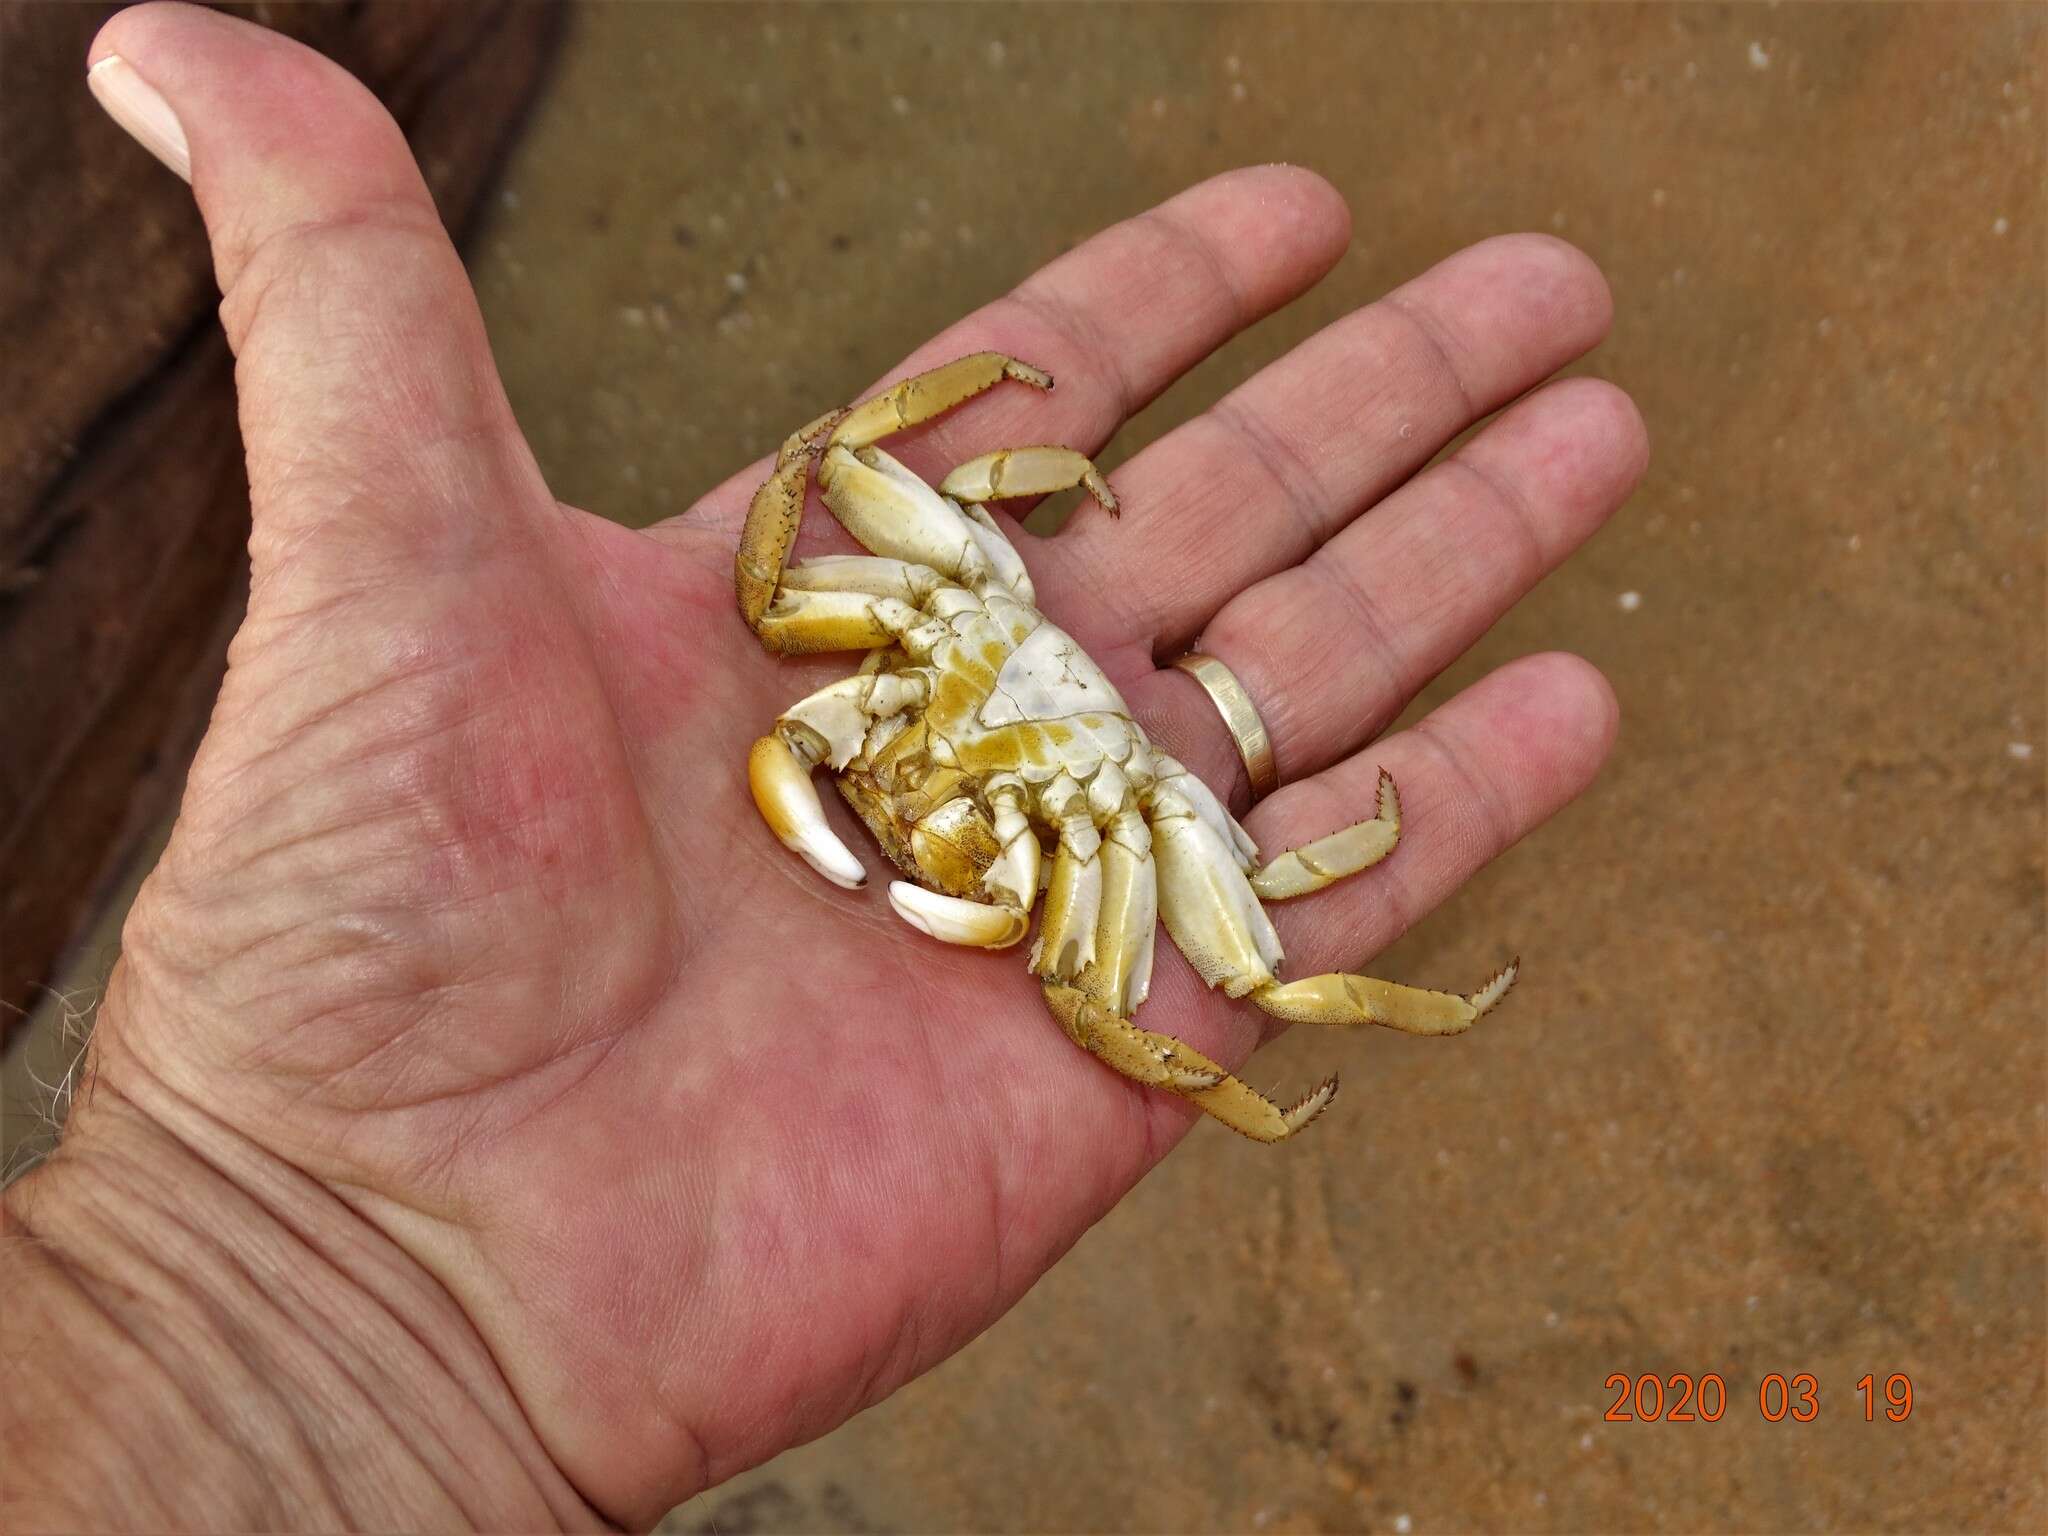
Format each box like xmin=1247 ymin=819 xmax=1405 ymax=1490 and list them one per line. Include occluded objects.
xmin=1122 ymin=374 xmax=1647 ymax=807
xmin=1039 ymin=233 xmax=1614 ymax=651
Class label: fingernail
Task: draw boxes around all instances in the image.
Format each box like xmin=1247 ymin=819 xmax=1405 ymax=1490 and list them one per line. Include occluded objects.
xmin=87 ymin=55 xmax=190 ymax=183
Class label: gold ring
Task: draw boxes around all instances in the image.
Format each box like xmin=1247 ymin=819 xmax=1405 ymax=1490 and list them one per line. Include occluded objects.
xmin=1170 ymin=653 xmax=1278 ymax=801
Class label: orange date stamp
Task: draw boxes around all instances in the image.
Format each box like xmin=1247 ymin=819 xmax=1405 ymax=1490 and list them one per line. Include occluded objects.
xmin=1603 ymin=1373 xmax=1914 ymax=1423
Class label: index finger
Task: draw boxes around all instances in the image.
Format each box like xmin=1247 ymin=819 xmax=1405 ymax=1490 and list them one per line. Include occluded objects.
xmin=673 ymin=165 xmax=1353 ymax=538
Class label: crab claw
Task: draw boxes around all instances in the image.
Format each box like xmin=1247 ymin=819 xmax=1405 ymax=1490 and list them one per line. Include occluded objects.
xmin=888 ymin=882 xmax=1029 ymax=949
xmin=748 ymin=733 xmax=865 ymax=889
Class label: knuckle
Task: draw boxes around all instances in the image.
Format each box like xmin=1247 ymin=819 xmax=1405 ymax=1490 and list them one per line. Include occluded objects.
xmin=216 ymin=202 xmax=457 ymax=357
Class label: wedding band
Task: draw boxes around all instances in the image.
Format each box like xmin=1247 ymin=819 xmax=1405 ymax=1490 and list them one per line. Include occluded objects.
xmin=1169 ymin=652 xmax=1278 ymax=801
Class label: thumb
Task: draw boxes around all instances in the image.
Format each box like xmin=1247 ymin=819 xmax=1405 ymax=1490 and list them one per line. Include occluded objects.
xmin=86 ymin=3 xmax=551 ymax=584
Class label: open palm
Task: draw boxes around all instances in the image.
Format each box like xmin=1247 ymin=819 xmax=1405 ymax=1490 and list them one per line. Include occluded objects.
xmin=86 ymin=6 xmax=1643 ymax=1527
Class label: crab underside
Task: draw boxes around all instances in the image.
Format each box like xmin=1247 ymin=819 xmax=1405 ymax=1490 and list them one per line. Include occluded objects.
xmin=733 ymin=352 xmax=1515 ymax=1142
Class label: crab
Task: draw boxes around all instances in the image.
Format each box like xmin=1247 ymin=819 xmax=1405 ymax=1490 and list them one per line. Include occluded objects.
xmin=734 ymin=352 xmax=1516 ymax=1141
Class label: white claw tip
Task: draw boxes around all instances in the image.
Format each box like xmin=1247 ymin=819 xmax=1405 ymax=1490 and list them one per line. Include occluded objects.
xmin=750 ymin=734 xmax=867 ymax=889
xmin=888 ymin=881 xmax=1027 ymax=948
xmin=801 ymin=843 xmax=867 ymax=890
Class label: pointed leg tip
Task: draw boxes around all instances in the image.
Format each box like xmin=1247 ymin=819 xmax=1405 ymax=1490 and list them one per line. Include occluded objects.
xmin=1283 ymin=1075 xmax=1340 ymax=1134
xmin=1376 ymin=767 xmax=1401 ymax=822
xmin=1469 ymin=957 xmax=1520 ymax=1016
xmin=1081 ymin=469 xmax=1120 ymax=518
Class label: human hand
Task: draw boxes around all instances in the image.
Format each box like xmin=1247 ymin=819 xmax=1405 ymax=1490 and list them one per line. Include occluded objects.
xmin=14 ymin=4 xmax=1641 ymax=1528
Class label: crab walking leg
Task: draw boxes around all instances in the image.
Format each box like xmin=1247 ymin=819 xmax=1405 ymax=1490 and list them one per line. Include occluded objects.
xmin=1149 ymin=778 xmax=1285 ymax=997
xmin=1044 ymin=985 xmax=1339 ymax=1143
xmin=828 ymin=352 xmax=1053 ymax=453
xmin=736 ymin=407 xmax=846 ymax=630
xmin=779 ymin=554 xmax=949 ymax=606
xmin=816 ymin=446 xmax=1003 ymax=588
xmin=814 ymin=439 xmax=1064 ymax=602
xmin=940 ymin=446 xmax=1120 ymax=517
xmin=952 ymin=501 xmax=1037 ymax=605
xmin=753 ymin=589 xmax=947 ymax=657
xmin=1043 ymin=986 xmax=1223 ymax=1093
xmin=1079 ymin=812 xmax=1159 ymax=1014
xmin=1151 ymin=764 xmax=1517 ymax=1035
xmin=1068 ymin=773 xmax=1158 ymax=1014
xmin=739 ymin=353 xmax=1049 ymax=631
xmin=1035 ymin=777 xmax=1318 ymax=1136
xmin=857 ymin=450 xmax=1037 ymax=604
xmin=1238 ymin=769 xmax=1517 ymax=1031
xmin=981 ymin=775 xmax=1041 ymax=913
xmin=1150 ymin=754 xmax=1259 ymax=871
xmin=1029 ymin=773 xmax=1105 ymax=980
xmin=1251 ymin=769 xmax=1403 ymax=901
xmin=1255 ymin=960 xmax=1519 ymax=1036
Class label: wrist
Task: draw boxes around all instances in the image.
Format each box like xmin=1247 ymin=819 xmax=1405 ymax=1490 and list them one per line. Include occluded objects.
xmin=2 ymin=1049 xmax=608 ymax=1533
